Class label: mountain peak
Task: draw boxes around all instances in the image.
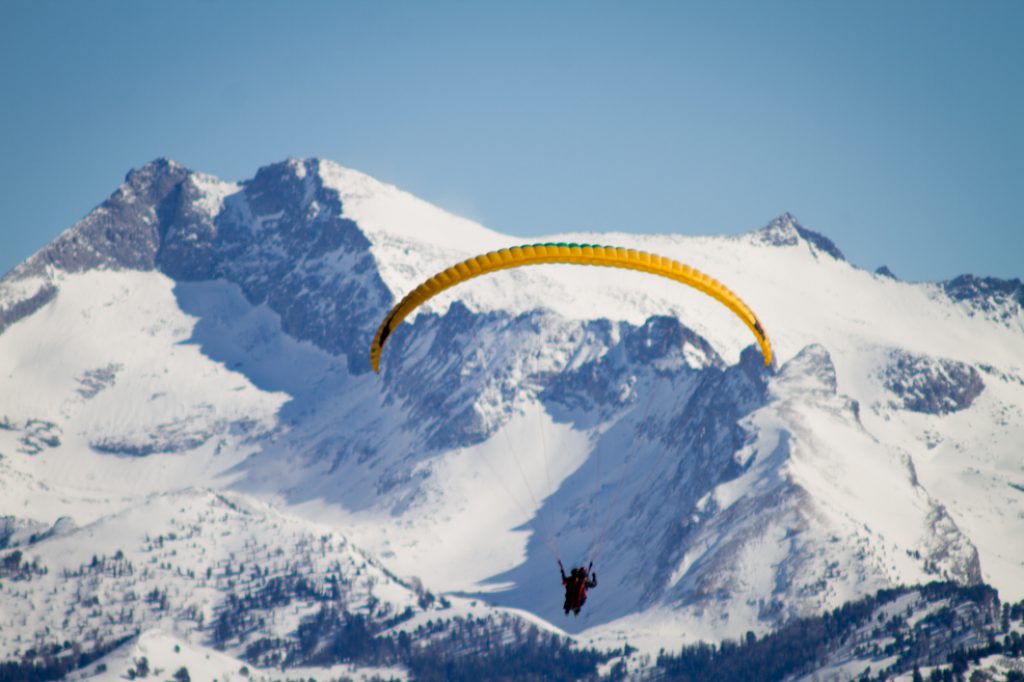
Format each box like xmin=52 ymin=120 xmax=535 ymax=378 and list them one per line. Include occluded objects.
xmin=249 ymin=157 xmax=321 ymax=186
xmin=125 ymin=157 xmax=186 ymax=183
xmin=752 ymin=213 xmax=846 ymax=261
xmin=875 ymin=265 xmax=899 ymax=280
xmin=117 ymin=158 xmax=194 ymax=206
xmin=7 ymin=159 xmax=193 ymax=279
xmin=941 ymin=273 xmax=1024 ymax=327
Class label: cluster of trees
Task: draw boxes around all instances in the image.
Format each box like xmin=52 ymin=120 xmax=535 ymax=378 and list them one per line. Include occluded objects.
xmin=235 ymin=604 xmax=611 ymax=681
xmin=210 ymin=565 xmax=390 ymax=649
xmin=403 ymin=621 xmax=609 ymax=682
xmin=0 ymin=635 xmax=131 ymax=682
xmin=60 ymin=550 xmax=134 ymax=579
xmin=5 ymin=574 xmax=1024 ymax=681
xmin=123 ymin=656 xmax=190 ymax=681
xmin=320 ymin=608 xmax=610 ymax=681
xmin=655 ymin=582 xmax=1022 ymax=682
xmin=654 ymin=584 xmax=910 ymax=680
xmin=911 ymin=593 xmax=1024 ymax=682
xmin=0 ymin=550 xmax=46 ymax=580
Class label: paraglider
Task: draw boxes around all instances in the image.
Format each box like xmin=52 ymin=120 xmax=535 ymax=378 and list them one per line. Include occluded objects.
xmin=560 ymin=560 xmax=597 ymax=616
xmin=369 ymin=242 xmax=772 ymax=373
xmin=368 ymin=242 xmax=773 ymax=615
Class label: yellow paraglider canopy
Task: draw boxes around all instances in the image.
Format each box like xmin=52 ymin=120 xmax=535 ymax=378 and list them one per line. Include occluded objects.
xmin=369 ymin=243 xmax=772 ymax=372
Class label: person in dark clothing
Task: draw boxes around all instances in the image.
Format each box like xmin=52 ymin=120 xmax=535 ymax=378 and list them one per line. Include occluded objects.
xmin=559 ymin=560 xmax=597 ymax=616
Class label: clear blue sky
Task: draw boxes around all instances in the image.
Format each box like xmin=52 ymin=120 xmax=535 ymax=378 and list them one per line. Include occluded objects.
xmin=2 ymin=0 xmax=1021 ymax=282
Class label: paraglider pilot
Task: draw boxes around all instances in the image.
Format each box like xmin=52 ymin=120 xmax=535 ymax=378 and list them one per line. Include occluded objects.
xmin=559 ymin=560 xmax=597 ymax=616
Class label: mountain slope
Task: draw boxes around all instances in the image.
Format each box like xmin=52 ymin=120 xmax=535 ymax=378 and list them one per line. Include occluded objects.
xmin=1 ymin=158 xmax=1021 ymax=670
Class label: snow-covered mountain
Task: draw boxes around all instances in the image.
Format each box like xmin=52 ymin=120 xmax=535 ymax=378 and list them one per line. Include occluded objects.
xmin=1 ymin=158 xmax=1022 ymax=676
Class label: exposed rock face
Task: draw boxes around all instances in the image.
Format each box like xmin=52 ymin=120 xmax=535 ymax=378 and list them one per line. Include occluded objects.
xmin=543 ymin=315 xmax=724 ymax=415
xmin=881 ymin=350 xmax=985 ymax=415
xmin=0 ymin=417 xmax=62 ymax=455
xmin=75 ymin=364 xmax=122 ymax=399
xmin=875 ymin=265 xmax=898 ymax=280
xmin=7 ymin=158 xmax=394 ymax=373
xmin=196 ymin=160 xmax=394 ymax=372
xmin=753 ymin=212 xmax=846 ymax=261
xmin=0 ymin=282 xmax=56 ymax=335
xmin=19 ymin=159 xmax=190 ymax=275
xmin=942 ymin=273 xmax=1024 ymax=327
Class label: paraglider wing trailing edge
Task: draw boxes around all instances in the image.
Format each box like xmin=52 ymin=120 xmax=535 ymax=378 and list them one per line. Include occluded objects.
xmin=369 ymin=243 xmax=773 ymax=372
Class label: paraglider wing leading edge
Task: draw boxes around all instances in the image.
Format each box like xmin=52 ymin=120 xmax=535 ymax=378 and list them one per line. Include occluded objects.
xmin=369 ymin=243 xmax=773 ymax=372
